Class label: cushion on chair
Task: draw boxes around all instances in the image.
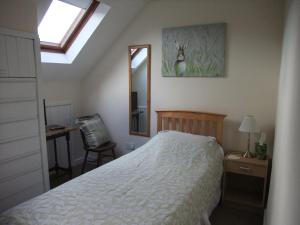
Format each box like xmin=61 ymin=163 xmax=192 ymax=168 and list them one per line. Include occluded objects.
xmin=76 ymin=114 xmax=110 ymax=148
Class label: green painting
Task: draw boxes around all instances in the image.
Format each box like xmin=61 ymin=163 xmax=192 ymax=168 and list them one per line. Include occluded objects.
xmin=162 ymin=23 xmax=226 ymax=77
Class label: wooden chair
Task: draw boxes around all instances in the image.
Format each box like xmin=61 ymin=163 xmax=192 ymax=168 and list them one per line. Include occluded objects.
xmin=77 ymin=114 xmax=117 ymax=174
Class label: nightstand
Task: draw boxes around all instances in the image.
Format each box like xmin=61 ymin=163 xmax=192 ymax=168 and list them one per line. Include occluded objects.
xmin=222 ymin=152 xmax=269 ymax=210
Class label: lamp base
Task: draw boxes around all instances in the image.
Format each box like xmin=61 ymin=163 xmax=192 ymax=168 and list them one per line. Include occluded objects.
xmin=243 ymin=150 xmax=253 ymax=158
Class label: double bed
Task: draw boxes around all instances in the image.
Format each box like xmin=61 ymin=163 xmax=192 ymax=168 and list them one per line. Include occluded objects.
xmin=0 ymin=110 xmax=226 ymax=225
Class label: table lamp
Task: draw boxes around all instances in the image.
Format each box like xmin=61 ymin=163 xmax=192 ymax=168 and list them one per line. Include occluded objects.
xmin=239 ymin=115 xmax=257 ymax=158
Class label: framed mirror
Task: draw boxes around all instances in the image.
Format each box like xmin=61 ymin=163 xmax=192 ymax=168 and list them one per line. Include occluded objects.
xmin=128 ymin=44 xmax=151 ymax=137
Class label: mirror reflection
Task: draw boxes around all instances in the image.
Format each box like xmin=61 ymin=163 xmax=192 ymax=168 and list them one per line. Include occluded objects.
xmin=129 ymin=45 xmax=151 ymax=137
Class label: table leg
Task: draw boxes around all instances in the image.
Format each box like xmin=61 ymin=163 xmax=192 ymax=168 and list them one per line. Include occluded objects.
xmin=66 ymin=133 xmax=73 ymax=178
xmin=53 ymin=138 xmax=59 ymax=175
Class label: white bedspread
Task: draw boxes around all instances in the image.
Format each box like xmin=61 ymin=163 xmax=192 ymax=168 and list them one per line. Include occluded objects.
xmin=0 ymin=131 xmax=223 ymax=225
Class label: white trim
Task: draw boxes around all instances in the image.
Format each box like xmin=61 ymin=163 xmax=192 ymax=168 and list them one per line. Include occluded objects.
xmin=34 ymin=36 xmax=50 ymax=191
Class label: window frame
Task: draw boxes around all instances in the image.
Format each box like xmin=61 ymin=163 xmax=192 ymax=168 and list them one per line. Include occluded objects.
xmin=40 ymin=0 xmax=100 ymax=53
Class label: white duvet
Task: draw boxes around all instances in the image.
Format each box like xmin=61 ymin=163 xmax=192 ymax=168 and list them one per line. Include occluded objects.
xmin=0 ymin=131 xmax=223 ymax=225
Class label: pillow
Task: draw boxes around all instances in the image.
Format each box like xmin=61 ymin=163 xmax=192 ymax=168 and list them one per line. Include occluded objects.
xmin=76 ymin=114 xmax=110 ymax=148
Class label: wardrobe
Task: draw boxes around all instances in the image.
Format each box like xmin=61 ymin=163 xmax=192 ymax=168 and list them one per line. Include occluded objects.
xmin=0 ymin=27 xmax=49 ymax=212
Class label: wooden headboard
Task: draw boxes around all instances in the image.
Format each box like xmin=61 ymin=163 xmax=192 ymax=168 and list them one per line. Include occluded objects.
xmin=156 ymin=110 xmax=226 ymax=145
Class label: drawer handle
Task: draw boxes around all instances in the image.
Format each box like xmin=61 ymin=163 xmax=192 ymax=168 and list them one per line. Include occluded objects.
xmin=239 ymin=166 xmax=251 ymax=172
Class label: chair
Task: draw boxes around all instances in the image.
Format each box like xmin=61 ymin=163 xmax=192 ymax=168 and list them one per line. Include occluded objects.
xmin=76 ymin=114 xmax=117 ymax=174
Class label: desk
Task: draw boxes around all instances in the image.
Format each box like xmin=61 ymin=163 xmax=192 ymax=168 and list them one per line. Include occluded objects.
xmin=46 ymin=126 xmax=77 ymax=177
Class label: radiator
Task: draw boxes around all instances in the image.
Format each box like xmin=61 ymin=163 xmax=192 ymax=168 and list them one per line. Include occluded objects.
xmin=45 ymin=102 xmax=73 ymax=168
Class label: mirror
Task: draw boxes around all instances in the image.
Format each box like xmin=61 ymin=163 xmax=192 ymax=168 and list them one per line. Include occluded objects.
xmin=129 ymin=44 xmax=151 ymax=137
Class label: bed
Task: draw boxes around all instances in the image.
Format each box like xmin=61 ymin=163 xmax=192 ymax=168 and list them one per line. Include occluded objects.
xmin=0 ymin=110 xmax=226 ymax=225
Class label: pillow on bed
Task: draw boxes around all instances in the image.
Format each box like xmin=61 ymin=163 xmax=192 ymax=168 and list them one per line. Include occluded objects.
xmin=76 ymin=114 xmax=110 ymax=148
xmin=159 ymin=130 xmax=217 ymax=143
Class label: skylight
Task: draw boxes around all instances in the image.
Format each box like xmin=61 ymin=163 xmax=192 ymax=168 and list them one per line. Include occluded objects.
xmin=40 ymin=1 xmax=111 ymax=64
xmin=38 ymin=0 xmax=84 ymax=45
xmin=38 ymin=0 xmax=100 ymax=54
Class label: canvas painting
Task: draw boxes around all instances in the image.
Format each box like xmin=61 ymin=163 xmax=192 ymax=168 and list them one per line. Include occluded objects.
xmin=162 ymin=23 xmax=226 ymax=77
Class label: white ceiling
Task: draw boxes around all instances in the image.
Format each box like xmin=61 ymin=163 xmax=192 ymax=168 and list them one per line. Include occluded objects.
xmin=37 ymin=0 xmax=150 ymax=81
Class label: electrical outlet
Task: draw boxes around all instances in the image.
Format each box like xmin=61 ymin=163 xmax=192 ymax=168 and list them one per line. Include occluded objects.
xmin=130 ymin=143 xmax=136 ymax=150
xmin=125 ymin=143 xmax=136 ymax=151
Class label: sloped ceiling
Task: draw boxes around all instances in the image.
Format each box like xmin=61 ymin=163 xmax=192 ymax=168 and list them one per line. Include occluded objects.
xmin=38 ymin=0 xmax=150 ymax=81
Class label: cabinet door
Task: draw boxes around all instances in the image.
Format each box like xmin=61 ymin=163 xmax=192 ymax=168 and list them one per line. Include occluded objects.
xmin=17 ymin=37 xmax=36 ymax=77
xmin=0 ymin=35 xmax=8 ymax=77
xmin=5 ymin=36 xmax=36 ymax=78
xmin=5 ymin=36 xmax=19 ymax=77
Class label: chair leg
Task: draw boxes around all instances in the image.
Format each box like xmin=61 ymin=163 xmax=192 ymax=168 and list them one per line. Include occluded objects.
xmin=111 ymin=148 xmax=117 ymax=159
xmin=81 ymin=151 xmax=89 ymax=174
xmin=97 ymin=152 xmax=102 ymax=167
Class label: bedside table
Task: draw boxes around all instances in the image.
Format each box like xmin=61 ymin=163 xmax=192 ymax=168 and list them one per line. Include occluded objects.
xmin=222 ymin=152 xmax=269 ymax=209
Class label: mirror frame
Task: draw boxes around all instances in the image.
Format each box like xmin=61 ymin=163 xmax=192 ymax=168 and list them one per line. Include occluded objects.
xmin=128 ymin=44 xmax=151 ymax=137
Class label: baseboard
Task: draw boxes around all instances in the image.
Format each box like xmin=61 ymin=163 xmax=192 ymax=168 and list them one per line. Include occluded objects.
xmin=73 ymin=157 xmax=84 ymax=167
xmin=73 ymin=155 xmax=97 ymax=167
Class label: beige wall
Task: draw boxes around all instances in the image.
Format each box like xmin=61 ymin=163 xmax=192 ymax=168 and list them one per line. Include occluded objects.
xmin=264 ymin=0 xmax=300 ymax=224
xmin=82 ymin=0 xmax=283 ymax=154
xmin=0 ymin=0 xmax=37 ymax=33
xmin=41 ymin=81 xmax=83 ymax=117
xmin=41 ymin=80 xmax=85 ymax=166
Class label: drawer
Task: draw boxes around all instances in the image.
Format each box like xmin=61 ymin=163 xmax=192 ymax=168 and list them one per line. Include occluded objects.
xmin=0 ymin=79 xmax=36 ymax=101
xmin=0 ymin=101 xmax=38 ymax=123
xmin=0 ymin=169 xmax=43 ymax=200
xmin=0 ymin=153 xmax=42 ymax=181
xmin=0 ymin=119 xmax=39 ymax=143
xmin=0 ymin=136 xmax=40 ymax=163
xmin=225 ymin=160 xmax=266 ymax=177
xmin=0 ymin=182 xmax=43 ymax=213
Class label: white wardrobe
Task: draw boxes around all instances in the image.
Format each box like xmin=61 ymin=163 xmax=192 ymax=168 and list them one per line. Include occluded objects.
xmin=0 ymin=28 xmax=49 ymax=212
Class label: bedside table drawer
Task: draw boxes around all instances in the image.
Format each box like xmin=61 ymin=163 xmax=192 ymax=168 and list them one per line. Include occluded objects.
xmin=225 ymin=161 xmax=266 ymax=177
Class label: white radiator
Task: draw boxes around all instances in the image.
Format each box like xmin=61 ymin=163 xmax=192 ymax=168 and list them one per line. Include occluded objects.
xmin=46 ymin=102 xmax=72 ymax=169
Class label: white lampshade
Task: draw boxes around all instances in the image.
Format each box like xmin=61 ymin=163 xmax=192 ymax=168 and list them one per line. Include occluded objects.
xmin=239 ymin=115 xmax=257 ymax=133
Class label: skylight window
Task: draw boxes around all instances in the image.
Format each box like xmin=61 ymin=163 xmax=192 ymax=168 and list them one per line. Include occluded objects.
xmin=38 ymin=0 xmax=99 ymax=53
xmin=38 ymin=0 xmax=84 ymax=44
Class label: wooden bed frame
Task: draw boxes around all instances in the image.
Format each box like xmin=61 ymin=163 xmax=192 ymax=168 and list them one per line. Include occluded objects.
xmin=156 ymin=110 xmax=226 ymax=145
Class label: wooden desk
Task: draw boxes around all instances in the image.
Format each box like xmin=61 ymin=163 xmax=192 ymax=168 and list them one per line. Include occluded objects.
xmin=46 ymin=126 xmax=77 ymax=178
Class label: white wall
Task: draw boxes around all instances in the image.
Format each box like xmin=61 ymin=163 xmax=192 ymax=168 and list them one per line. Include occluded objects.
xmin=0 ymin=0 xmax=37 ymax=33
xmin=264 ymin=0 xmax=300 ymax=224
xmin=82 ymin=0 xmax=283 ymax=155
xmin=40 ymin=81 xmax=85 ymax=166
xmin=41 ymin=81 xmax=83 ymax=117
